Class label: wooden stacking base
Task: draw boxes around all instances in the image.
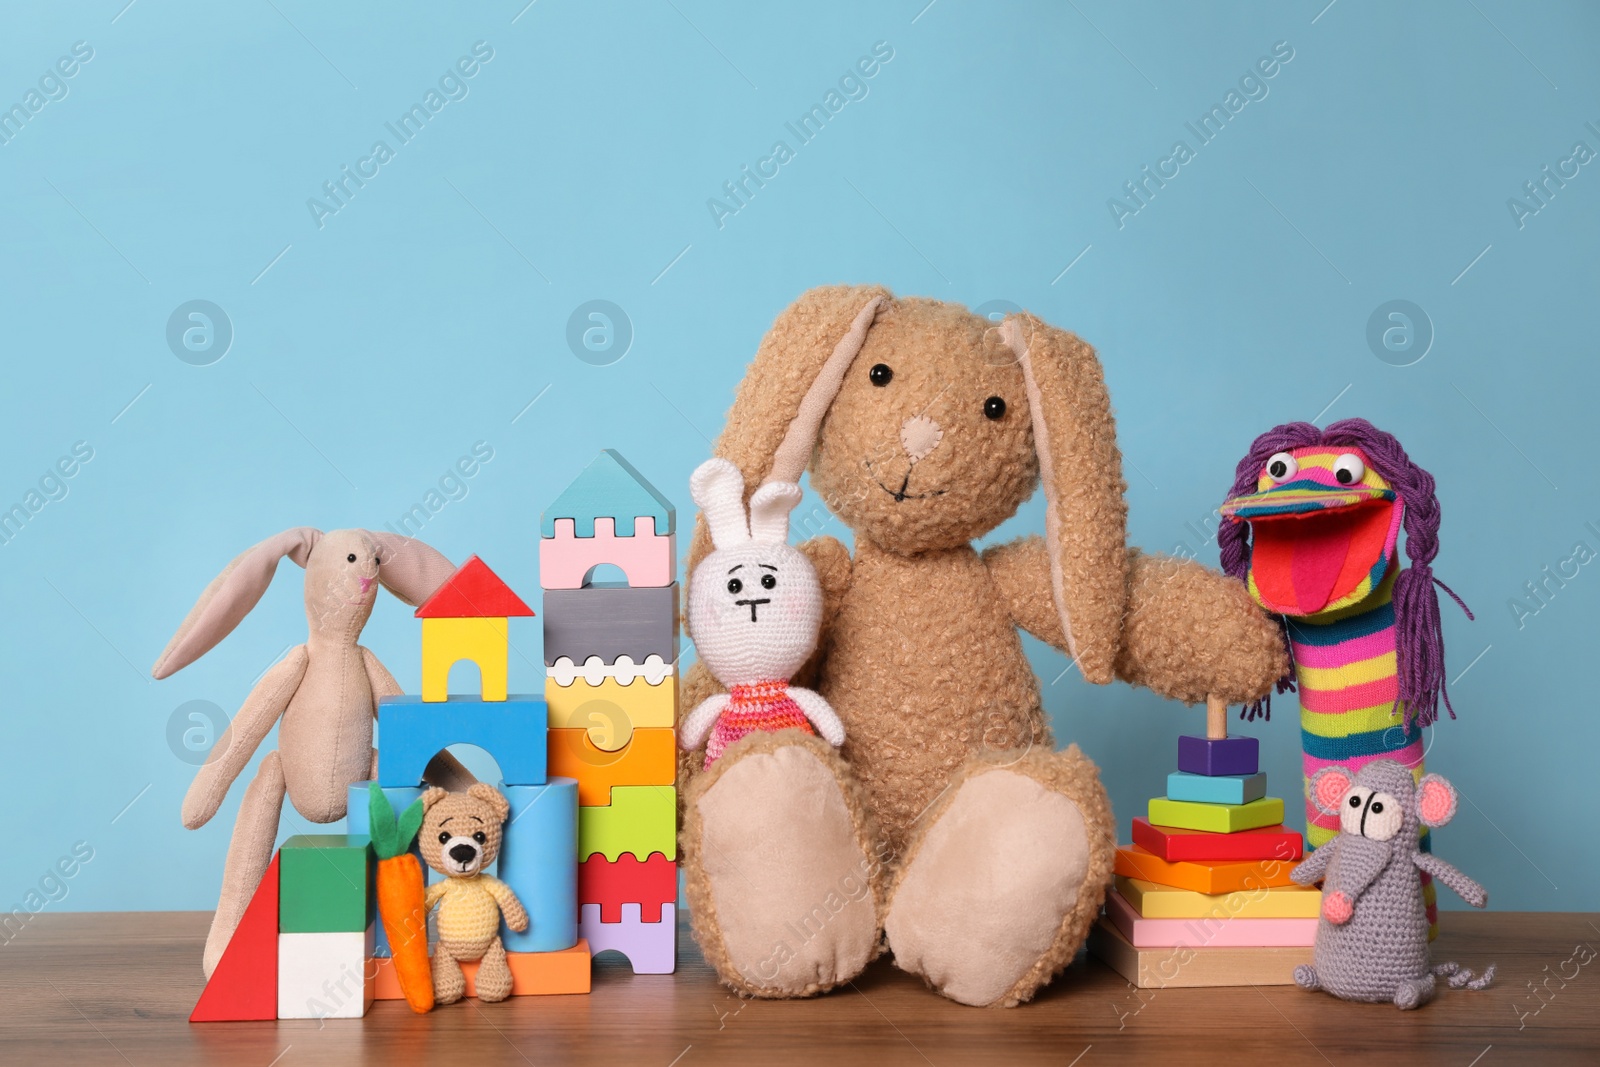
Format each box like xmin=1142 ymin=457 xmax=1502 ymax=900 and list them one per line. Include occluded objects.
xmin=1088 ymin=920 xmax=1310 ymax=988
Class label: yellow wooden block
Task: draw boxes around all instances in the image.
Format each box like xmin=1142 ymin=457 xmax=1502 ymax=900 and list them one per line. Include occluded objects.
xmin=548 ymin=727 xmax=676 ymax=805
xmin=543 ymin=676 xmax=676 ymax=750
xmin=422 ymin=617 xmax=509 ymax=702
xmin=1114 ymin=876 xmax=1321 ymax=919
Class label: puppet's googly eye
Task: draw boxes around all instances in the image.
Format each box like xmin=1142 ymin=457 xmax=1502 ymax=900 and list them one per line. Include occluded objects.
xmin=1266 ymin=452 xmax=1298 ymax=483
xmin=1333 ymin=453 xmax=1365 ymax=485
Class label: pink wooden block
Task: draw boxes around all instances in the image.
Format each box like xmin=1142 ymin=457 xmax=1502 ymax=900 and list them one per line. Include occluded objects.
xmin=579 ymin=901 xmax=676 ymax=974
xmin=540 ymin=517 xmax=675 ymax=590
xmin=1105 ymin=889 xmax=1317 ymax=949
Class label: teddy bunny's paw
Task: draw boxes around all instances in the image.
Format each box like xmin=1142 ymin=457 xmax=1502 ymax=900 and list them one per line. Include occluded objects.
xmin=1321 ymin=891 xmax=1354 ymax=925
xmin=683 ymin=731 xmax=884 ymax=998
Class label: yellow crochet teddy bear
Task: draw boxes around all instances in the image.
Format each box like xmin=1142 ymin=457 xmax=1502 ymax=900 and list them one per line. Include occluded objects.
xmin=419 ymin=783 xmax=529 ymax=1004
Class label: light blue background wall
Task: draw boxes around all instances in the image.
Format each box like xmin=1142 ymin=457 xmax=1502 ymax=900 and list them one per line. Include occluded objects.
xmin=1 ymin=1 xmax=1594 ymax=915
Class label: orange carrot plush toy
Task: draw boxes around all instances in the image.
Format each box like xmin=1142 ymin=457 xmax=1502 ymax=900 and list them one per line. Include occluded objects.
xmin=367 ymin=784 xmax=433 ymax=1014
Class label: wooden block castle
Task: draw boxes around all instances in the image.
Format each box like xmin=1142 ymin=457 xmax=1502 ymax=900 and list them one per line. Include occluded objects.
xmin=1089 ymin=700 xmax=1317 ymax=988
xmin=191 ymin=449 xmax=678 ymax=1021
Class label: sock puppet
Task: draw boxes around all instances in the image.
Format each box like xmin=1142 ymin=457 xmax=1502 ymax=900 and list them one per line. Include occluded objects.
xmin=1219 ymin=419 xmax=1474 ymax=940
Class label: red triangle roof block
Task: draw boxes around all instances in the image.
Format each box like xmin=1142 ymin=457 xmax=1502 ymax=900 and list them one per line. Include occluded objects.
xmin=190 ymin=852 xmax=280 ymax=1022
xmin=415 ymin=555 xmax=535 ymax=619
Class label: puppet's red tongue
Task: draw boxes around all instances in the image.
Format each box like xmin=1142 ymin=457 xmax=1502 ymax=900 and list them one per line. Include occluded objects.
xmin=1250 ymin=503 xmax=1389 ymax=615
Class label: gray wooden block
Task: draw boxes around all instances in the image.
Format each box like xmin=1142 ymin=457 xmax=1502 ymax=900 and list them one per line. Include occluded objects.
xmin=542 ymin=582 xmax=679 ymax=666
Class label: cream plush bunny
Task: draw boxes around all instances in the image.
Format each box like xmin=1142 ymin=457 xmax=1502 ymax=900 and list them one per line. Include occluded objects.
xmin=680 ymin=458 xmax=843 ymax=767
xmin=153 ymin=528 xmax=474 ymax=976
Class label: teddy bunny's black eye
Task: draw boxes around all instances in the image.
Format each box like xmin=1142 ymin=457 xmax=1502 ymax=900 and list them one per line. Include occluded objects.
xmin=438 ymin=831 xmax=450 ymax=844
xmin=1349 ymin=795 xmax=1362 ymax=808
xmin=472 ymin=831 xmax=487 ymax=844
xmin=869 ymin=363 xmax=893 ymax=386
xmin=984 ymin=396 xmax=1007 ymax=420
xmin=347 ymin=553 xmax=357 ymax=563
xmin=727 ymin=577 xmax=743 ymax=594
xmin=760 ymin=573 xmax=777 ymax=590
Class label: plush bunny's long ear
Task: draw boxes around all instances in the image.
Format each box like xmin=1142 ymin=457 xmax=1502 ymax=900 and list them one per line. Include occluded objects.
xmin=367 ymin=531 xmax=456 ymax=607
xmin=151 ymin=527 xmax=322 ymax=679
xmin=690 ymin=458 xmax=750 ymax=549
xmin=1000 ymin=314 xmax=1129 ymax=686
xmin=748 ymin=482 xmax=802 ymax=545
xmin=686 ymin=285 xmax=890 ymax=578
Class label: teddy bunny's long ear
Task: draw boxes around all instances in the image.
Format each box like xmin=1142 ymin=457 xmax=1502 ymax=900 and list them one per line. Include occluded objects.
xmin=1000 ymin=314 xmax=1129 ymax=686
xmin=686 ymin=284 xmax=890 ymax=577
xmin=151 ymin=527 xmax=323 ymax=680
xmin=366 ymin=531 xmax=456 ymax=607
xmin=748 ymin=481 xmax=802 ymax=545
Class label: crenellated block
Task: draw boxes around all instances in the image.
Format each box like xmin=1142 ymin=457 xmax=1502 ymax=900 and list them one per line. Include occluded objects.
xmin=579 ymin=853 xmax=677 ymax=925
xmin=580 ymin=902 xmax=676 ymax=974
xmin=540 ymin=516 xmax=675 ymax=590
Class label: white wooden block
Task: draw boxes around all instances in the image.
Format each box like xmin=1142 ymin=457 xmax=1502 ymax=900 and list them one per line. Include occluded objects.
xmin=277 ymin=925 xmax=374 ymax=1019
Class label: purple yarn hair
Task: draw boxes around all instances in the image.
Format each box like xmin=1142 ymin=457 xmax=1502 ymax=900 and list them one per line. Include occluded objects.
xmin=1218 ymin=418 xmax=1472 ymax=727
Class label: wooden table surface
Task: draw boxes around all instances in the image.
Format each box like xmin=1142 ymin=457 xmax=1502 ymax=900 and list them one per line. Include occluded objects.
xmin=3 ymin=911 xmax=1595 ymax=1065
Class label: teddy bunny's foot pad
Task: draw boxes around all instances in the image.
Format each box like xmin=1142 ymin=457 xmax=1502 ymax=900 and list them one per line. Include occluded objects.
xmin=542 ymin=584 xmax=679 ymax=667
xmin=884 ymin=750 xmax=1110 ymax=1008
xmin=541 ymin=516 xmax=675 ymax=590
xmin=683 ymin=733 xmax=881 ymax=997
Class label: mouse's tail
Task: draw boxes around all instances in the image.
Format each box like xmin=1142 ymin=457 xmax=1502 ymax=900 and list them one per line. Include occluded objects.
xmin=1433 ymin=960 xmax=1497 ymax=990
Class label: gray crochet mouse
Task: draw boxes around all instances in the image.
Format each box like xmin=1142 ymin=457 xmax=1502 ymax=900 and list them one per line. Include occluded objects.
xmin=1290 ymin=759 xmax=1494 ymax=1009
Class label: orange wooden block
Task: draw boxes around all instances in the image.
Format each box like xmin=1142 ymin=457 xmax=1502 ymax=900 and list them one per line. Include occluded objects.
xmin=1114 ymin=845 xmax=1299 ymax=895
xmin=372 ymin=941 xmax=591 ymax=1000
xmin=547 ymin=727 xmax=675 ymax=806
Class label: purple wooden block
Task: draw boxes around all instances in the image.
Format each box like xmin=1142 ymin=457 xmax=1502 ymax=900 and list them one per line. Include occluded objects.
xmin=580 ymin=901 xmax=676 ymax=974
xmin=1177 ymin=735 xmax=1259 ymax=777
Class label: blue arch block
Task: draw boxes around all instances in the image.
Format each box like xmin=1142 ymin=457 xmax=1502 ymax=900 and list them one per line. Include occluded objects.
xmin=377 ymin=695 xmax=548 ymax=787
xmin=500 ymin=778 xmax=579 ymax=953
xmin=346 ymin=781 xmax=423 ymax=958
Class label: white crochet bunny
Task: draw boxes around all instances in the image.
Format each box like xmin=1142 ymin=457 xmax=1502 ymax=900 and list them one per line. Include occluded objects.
xmin=680 ymin=458 xmax=844 ymax=767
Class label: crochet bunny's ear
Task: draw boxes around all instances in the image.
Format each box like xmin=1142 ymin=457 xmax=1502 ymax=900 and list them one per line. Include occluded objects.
xmin=690 ymin=458 xmax=750 ymax=549
xmin=151 ymin=527 xmax=323 ymax=679
xmin=748 ymin=482 xmax=801 ymax=545
xmin=1000 ymin=314 xmax=1129 ymax=686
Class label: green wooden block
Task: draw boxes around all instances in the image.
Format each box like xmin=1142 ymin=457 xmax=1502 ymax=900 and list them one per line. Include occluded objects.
xmin=1146 ymin=796 xmax=1284 ymax=834
xmin=278 ymin=834 xmax=373 ymax=933
xmin=579 ymin=786 xmax=676 ymax=861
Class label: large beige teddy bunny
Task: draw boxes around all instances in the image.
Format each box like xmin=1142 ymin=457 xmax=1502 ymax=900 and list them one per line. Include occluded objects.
xmin=679 ymin=286 xmax=1286 ymax=1007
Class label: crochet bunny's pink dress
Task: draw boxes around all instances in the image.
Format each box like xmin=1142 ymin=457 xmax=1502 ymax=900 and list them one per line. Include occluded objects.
xmin=703 ymin=680 xmax=814 ymax=768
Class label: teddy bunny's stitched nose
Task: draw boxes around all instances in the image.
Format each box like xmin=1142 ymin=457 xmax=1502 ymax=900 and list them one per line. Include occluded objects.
xmin=449 ymin=843 xmax=478 ymax=865
xmin=900 ymin=414 xmax=944 ymax=464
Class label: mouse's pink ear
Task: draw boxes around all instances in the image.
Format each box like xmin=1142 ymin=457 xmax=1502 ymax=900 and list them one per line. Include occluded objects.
xmin=367 ymin=532 xmax=455 ymax=607
xmin=1416 ymin=773 xmax=1458 ymax=828
xmin=151 ymin=527 xmax=322 ymax=679
xmin=1309 ymin=766 xmax=1354 ymax=816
